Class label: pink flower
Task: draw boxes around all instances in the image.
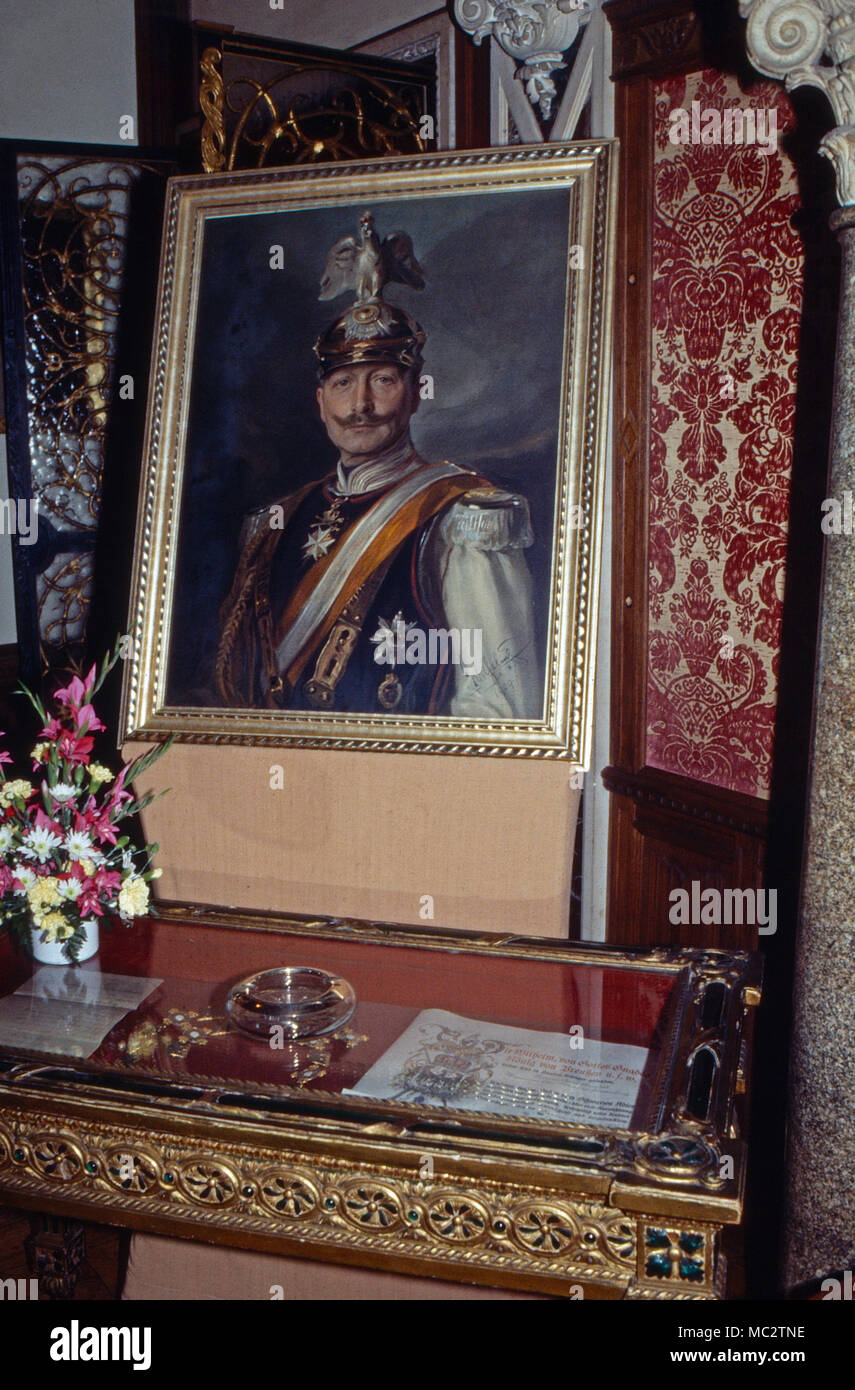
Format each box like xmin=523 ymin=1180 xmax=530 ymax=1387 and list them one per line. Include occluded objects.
xmin=72 ymin=702 xmax=105 ymax=736
xmin=53 ymin=666 xmax=97 ymax=710
xmin=73 ymin=804 xmax=119 ymax=847
xmin=75 ymin=865 xmax=121 ymax=918
xmin=104 ymin=766 xmax=132 ymax=818
xmin=94 ymin=812 xmax=121 ymax=846
xmin=57 ymin=730 xmax=95 ymax=765
xmin=0 ymin=863 xmax=15 ymax=895
xmin=34 ymin=806 xmax=64 ymax=838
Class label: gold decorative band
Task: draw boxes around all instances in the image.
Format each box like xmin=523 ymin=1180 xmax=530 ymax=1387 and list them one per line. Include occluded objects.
xmin=200 ymin=47 xmax=227 ymax=174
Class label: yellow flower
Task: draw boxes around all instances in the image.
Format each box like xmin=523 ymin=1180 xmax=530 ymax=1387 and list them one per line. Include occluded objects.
xmin=26 ymin=877 xmax=62 ymax=924
xmin=118 ymin=877 xmax=150 ymax=918
xmin=0 ymin=779 xmax=34 ymax=807
xmin=79 ymin=857 xmax=96 ymax=877
xmin=31 ymin=743 xmax=49 ymax=763
xmin=88 ymin=764 xmax=114 ymax=785
xmin=39 ymin=911 xmax=73 ymax=942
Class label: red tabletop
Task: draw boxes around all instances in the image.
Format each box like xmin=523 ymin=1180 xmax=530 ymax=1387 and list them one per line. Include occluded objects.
xmin=0 ymin=915 xmax=680 ymax=1129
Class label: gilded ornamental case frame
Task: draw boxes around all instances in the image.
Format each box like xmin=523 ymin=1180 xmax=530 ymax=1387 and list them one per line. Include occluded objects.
xmin=121 ymin=142 xmax=617 ymax=761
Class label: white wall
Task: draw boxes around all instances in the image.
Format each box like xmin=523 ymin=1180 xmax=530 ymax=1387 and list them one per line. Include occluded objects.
xmin=191 ymin=0 xmax=437 ymax=49
xmin=0 ymin=0 xmax=137 ymax=145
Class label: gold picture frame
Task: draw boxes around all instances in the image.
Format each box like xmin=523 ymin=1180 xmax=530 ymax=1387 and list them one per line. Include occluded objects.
xmin=121 ymin=142 xmax=617 ymax=761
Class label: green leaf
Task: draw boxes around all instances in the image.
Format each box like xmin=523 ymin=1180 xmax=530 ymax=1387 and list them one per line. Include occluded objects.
xmin=15 ymin=681 xmax=46 ymax=724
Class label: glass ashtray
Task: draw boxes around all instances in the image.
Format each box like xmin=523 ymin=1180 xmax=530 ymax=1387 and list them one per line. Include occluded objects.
xmin=225 ymin=967 xmax=356 ymax=1040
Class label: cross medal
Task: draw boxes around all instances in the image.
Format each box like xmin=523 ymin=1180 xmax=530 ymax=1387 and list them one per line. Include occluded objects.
xmin=303 ymin=498 xmax=345 ymax=562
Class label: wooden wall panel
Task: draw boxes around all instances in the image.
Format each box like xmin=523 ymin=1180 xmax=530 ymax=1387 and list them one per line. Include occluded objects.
xmin=604 ymin=766 xmax=766 ymax=951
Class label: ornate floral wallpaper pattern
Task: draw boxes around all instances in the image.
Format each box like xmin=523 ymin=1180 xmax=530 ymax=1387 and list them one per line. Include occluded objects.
xmin=647 ymin=70 xmax=803 ymax=798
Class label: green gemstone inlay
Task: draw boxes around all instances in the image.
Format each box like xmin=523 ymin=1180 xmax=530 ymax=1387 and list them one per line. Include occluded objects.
xmin=646 ymin=1253 xmax=671 ymax=1278
xmin=12 ymin=1149 xmax=24 ymax=1162
xmin=163 ymin=1172 xmax=174 ymax=1183
xmin=645 ymin=1228 xmax=669 ymax=1248
xmin=679 ymin=1232 xmax=703 ymax=1253
xmin=85 ymin=1161 xmax=97 ymax=1174
xmin=407 ymin=1210 xmax=419 ymax=1223
xmin=679 ymin=1259 xmax=704 ymax=1281
xmin=324 ymin=1197 xmax=335 ymax=1210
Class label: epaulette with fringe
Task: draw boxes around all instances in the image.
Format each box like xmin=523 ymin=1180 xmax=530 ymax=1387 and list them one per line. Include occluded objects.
xmin=437 ymin=486 xmax=533 ymax=551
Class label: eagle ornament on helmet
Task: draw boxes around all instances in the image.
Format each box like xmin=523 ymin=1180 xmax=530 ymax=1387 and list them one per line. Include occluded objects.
xmin=313 ymin=210 xmax=426 ymax=378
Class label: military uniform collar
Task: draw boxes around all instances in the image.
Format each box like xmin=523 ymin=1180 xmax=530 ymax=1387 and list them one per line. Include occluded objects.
xmin=332 ymin=433 xmax=423 ymax=498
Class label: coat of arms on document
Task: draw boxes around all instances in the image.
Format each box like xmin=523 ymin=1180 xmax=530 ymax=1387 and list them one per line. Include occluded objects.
xmin=347 ymin=1009 xmax=651 ymax=1127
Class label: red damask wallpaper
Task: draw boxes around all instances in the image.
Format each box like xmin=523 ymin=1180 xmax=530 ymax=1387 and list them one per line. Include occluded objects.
xmin=647 ymin=70 xmax=803 ymax=798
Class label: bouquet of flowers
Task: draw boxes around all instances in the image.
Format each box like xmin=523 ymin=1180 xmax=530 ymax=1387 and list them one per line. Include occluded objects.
xmin=0 ymin=642 xmax=171 ymax=964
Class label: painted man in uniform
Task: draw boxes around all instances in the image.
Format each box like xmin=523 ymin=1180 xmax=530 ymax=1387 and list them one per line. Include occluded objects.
xmin=215 ymin=213 xmax=540 ymax=720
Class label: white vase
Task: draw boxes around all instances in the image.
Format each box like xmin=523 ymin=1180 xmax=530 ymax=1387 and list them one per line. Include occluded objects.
xmin=31 ymin=917 xmax=99 ymax=965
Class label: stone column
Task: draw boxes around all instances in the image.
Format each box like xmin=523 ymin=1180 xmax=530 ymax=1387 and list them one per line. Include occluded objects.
xmin=785 ymin=203 xmax=855 ymax=1286
xmin=740 ymin=0 xmax=855 ymax=1286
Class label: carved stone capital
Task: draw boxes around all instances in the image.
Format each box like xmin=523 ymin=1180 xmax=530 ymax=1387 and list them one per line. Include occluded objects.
xmin=739 ymin=0 xmax=855 ymax=203
xmin=453 ymin=0 xmax=597 ymax=118
xmin=819 ymin=124 xmax=855 ymax=204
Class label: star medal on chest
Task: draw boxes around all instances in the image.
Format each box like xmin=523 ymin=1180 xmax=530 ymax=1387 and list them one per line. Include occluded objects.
xmin=303 ymin=497 xmax=345 ymax=563
xmin=371 ymin=610 xmax=411 ymax=710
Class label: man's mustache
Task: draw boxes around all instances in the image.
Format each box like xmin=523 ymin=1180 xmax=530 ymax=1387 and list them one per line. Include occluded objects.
xmin=333 ymin=411 xmax=395 ymax=428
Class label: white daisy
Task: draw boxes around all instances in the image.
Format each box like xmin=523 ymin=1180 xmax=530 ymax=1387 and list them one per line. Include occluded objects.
xmin=0 ymin=825 xmax=14 ymax=853
xmin=56 ymin=877 xmax=83 ymax=901
xmin=12 ymin=864 xmax=37 ymax=890
xmin=47 ymin=783 xmax=78 ymax=804
xmin=64 ymin=830 xmax=96 ymax=862
xmin=20 ymin=825 xmax=63 ymax=864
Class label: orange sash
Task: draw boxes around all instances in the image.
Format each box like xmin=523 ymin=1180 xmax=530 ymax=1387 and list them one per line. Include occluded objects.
xmin=275 ymin=467 xmax=484 ymax=689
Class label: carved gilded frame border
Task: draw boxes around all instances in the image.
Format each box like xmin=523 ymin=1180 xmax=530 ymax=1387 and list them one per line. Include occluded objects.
xmin=120 ymin=142 xmax=617 ymax=762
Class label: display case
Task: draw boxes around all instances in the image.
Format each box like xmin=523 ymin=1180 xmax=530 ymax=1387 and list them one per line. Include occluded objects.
xmin=0 ymin=912 xmax=760 ymax=1299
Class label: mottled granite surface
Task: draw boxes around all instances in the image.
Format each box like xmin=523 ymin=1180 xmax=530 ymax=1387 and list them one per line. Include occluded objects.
xmin=785 ymin=209 xmax=855 ymax=1288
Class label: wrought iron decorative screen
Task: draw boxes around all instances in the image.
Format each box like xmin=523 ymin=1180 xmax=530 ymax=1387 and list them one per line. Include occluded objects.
xmin=0 ymin=147 xmax=173 ymax=682
xmin=195 ymin=33 xmax=437 ymax=173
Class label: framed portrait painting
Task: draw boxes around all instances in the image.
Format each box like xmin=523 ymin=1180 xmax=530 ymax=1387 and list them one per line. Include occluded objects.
xmin=121 ymin=142 xmax=616 ymax=762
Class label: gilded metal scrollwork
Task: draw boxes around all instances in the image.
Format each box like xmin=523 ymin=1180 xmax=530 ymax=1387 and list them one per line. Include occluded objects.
xmin=199 ymin=48 xmax=427 ymax=174
xmin=200 ymin=47 xmax=227 ymax=173
xmin=36 ymin=551 xmax=93 ymax=652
